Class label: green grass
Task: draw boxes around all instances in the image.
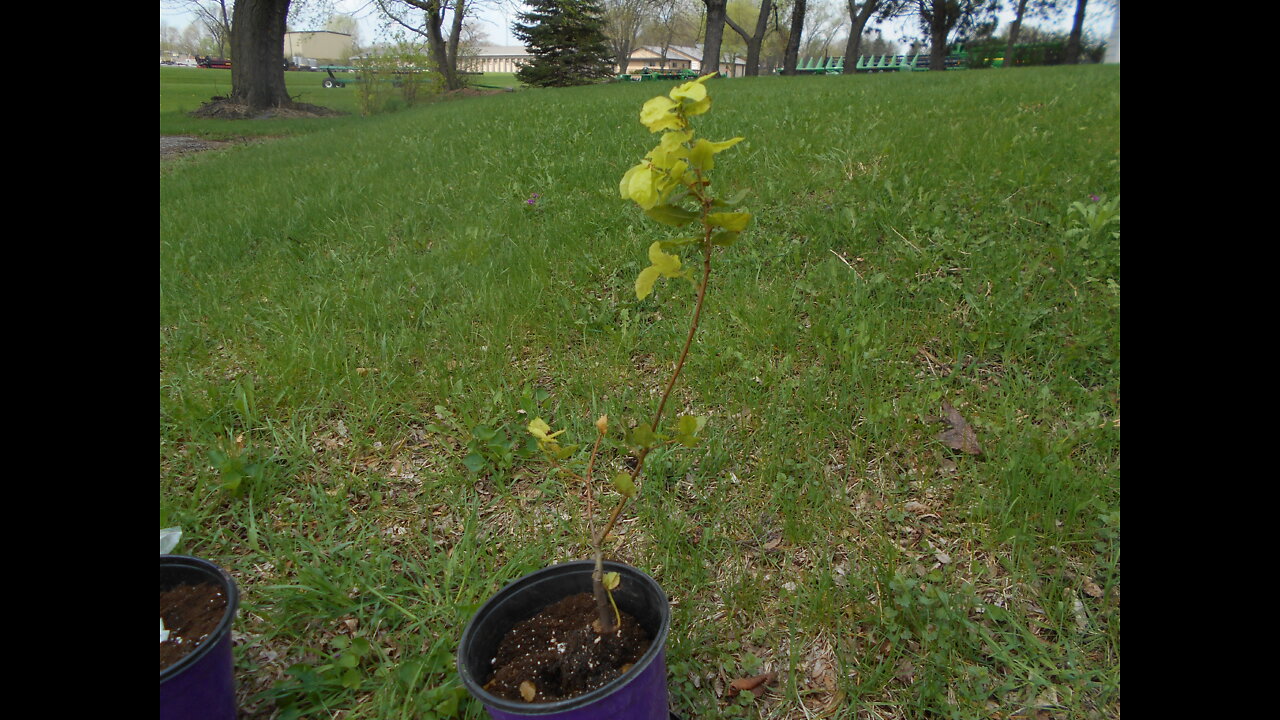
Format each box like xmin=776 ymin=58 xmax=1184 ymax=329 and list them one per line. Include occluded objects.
xmin=161 ymin=65 xmax=1119 ymax=720
xmin=159 ymin=67 xmax=525 ymax=138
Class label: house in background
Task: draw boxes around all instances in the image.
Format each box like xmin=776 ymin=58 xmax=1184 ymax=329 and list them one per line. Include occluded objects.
xmin=284 ymin=30 xmax=354 ymax=66
xmin=462 ymin=46 xmax=532 ymax=74
xmin=460 ymin=43 xmax=745 ymax=77
xmin=623 ymin=45 xmax=744 ymax=77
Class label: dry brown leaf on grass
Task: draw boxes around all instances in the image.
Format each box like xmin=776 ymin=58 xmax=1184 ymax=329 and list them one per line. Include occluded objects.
xmin=936 ymin=401 xmax=983 ymax=456
xmin=727 ymin=671 xmax=777 ymax=698
xmin=1082 ymin=576 xmax=1105 ymax=598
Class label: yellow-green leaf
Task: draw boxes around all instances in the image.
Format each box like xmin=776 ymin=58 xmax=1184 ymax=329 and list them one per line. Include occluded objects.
xmin=676 ymin=414 xmax=707 ymax=447
xmin=683 ymin=95 xmax=711 ymax=116
xmin=669 ymin=80 xmax=707 ymax=104
xmin=640 ymin=95 xmax=682 ymax=133
xmin=527 ymin=417 xmax=551 ymax=439
xmin=688 ymin=137 xmax=744 ymax=170
xmin=648 ymin=241 xmax=682 ymax=272
xmin=527 ymin=418 xmax=565 ymax=449
xmin=602 ymin=571 xmax=621 ymax=590
xmin=635 ymin=265 xmax=661 ymax=300
xmin=636 ymin=241 xmax=686 ymax=298
xmin=707 ymin=211 xmax=752 ymax=232
xmin=620 ymin=163 xmax=658 ymax=209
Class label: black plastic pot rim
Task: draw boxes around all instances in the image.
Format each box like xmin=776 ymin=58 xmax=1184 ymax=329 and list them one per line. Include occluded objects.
xmin=457 ymin=559 xmax=671 ymax=715
xmin=160 ymin=554 xmax=240 ymax=682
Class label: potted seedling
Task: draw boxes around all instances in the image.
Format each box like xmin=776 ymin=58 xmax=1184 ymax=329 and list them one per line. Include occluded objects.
xmin=457 ymin=74 xmax=752 ymax=719
xmin=160 ymin=529 xmax=241 ymax=720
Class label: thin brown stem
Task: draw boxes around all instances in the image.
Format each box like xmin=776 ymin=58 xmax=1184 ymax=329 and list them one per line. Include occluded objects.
xmin=584 ymin=427 xmax=604 ymax=542
xmin=591 ymin=203 xmax=717 ymax=634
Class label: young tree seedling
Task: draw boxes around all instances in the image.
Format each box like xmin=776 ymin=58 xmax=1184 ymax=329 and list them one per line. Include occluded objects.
xmin=529 ymin=73 xmax=750 ymax=636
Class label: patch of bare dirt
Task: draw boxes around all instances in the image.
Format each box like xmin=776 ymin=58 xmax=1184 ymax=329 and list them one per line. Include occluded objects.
xmin=161 ymin=136 xmax=235 ymax=157
xmin=189 ymin=96 xmax=347 ymax=120
xmin=441 ymin=86 xmax=513 ymax=99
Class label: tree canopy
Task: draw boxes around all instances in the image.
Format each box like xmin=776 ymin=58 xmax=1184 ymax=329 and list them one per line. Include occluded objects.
xmin=514 ymin=0 xmax=618 ymax=86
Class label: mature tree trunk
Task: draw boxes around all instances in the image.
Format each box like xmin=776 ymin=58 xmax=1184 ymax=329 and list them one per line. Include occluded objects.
xmin=1064 ymin=0 xmax=1088 ymax=63
xmin=230 ymin=0 xmax=292 ymax=109
xmin=702 ymin=0 xmax=728 ymax=76
xmin=426 ymin=1 xmax=463 ymax=90
xmin=1002 ymin=0 xmax=1029 ymax=67
xmin=917 ymin=0 xmax=968 ymax=71
xmin=781 ymin=0 xmax=806 ymax=74
xmin=724 ymin=0 xmax=772 ymax=76
xmin=928 ymin=10 xmax=948 ymax=69
xmin=377 ymin=1 xmax=467 ymax=91
xmin=447 ymin=0 xmax=466 ymax=82
xmin=842 ymin=0 xmax=882 ymax=74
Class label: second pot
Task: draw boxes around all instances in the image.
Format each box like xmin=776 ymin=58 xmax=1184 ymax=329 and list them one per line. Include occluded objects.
xmin=160 ymin=555 xmax=240 ymax=720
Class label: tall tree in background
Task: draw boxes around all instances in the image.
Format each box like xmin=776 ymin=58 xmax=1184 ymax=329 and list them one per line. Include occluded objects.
xmin=376 ymin=1 xmax=473 ymax=90
xmin=165 ymin=1 xmax=234 ymax=58
xmin=701 ymin=0 xmax=729 ymax=76
xmin=1063 ymin=0 xmax=1087 ymax=63
xmin=640 ymin=0 xmax=702 ymax=63
xmin=230 ymin=0 xmax=293 ymax=108
xmin=724 ymin=0 xmax=773 ymax=76
xmin=916 ymin=0 xmax=995 ymax=71
xmin=325 ymin=13 xmax=363 ymax=54
xmin=1004 ymin=0 xmax=1032 ymax=67
xmin=514 ymin=0 xmax=617 ymax=86
xmin=841 ymin=1 xmax=906 ymax=73
xmin=780 ymin=0 xmax=806 ymax=74
xmin=602 ymin=0 xmax=655 ymax=73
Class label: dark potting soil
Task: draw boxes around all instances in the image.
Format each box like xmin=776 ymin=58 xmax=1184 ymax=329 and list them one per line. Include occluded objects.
xmin=484 ymin=592 xmax=651 ymax=703
xmin=160 ymin=581 xmax=228 ymax=671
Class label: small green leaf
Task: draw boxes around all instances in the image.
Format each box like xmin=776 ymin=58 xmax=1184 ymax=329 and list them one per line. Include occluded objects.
xmin=207 ymin=449 xmax=228 ymax=468
xmin=434 ymin=694 xmax=459 ymax=717
xmin=602 ymin=571 xmax=621 ymax=590
xmin=612 ymin=472 xmax=637 ymax=498
xmin=677 ymin=414 xmax=706 ymax=436
xmin=711 ymin=230 xmax=741 ymax=246
xmin=550 ymin=443 xmax=578 ymax=461
xmin=628 ymin=423 xmax=657 ymax=448
xmin=644 ymin=204 xmax=700 ymax=227
xmin=462 ymin=452 xmax=486 ymax=473
xmin=719 ymin=188 xmax=750 ymax=207
xmin=707 ymin=212 xmax=752 ymax=231
xmin=675 ymin=415 xmax=707 ymax=446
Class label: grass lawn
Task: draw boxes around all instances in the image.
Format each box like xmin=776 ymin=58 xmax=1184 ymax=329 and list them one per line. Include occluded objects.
xmin=160 ymin=64 xmax=1119 ymax=720
xmin=159 ymin=67 xmax=525 ymax=138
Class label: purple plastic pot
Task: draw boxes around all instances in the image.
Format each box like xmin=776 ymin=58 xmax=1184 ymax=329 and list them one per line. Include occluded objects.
xmin=457 ymin=560 xmax=671 ymax=720
xmin=160 ymin=555 xmax=240 ymax=720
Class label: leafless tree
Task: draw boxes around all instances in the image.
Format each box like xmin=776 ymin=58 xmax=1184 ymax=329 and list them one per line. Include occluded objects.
xmin=376 ymin=0 xmax=483 ymax=90
xmin=165 ymin=0 xmax=235 ymax=56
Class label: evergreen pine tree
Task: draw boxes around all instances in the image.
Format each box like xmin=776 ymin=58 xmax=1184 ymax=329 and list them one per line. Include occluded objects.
xmin=513 ymin=0 xmax=617 ymax=87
